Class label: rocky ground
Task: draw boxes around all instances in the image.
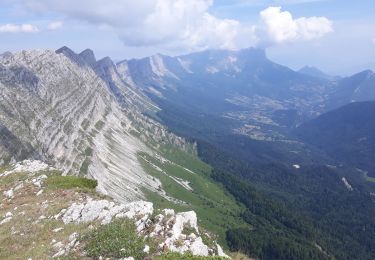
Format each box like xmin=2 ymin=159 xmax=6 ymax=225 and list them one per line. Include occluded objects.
xmin=0 ymin=160 xmax=231 ymax=259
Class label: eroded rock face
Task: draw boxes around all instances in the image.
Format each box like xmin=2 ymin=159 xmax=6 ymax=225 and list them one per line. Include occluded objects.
xmin=0 ymin=48 xmax=191 ymax=203
xmin=56 ymin=198 xmax=228 ymax=257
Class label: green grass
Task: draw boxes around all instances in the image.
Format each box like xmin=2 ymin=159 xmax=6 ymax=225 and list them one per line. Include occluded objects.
xmin=142 ymin=188 xmax=188 ymax=213
xmin=138 ymin=147 xmax=248 ymax=247
xmin=364 ymin=172 xmax=375 ymax=183
xmin=156 ymin=252 xmax=227 ymax=260
xmin=79 ymin=157 xmax=91 ymax=175
xmin=81 ymin=218 xmax=150 ymax=259
xmin=0 ymin=171 xmax=29 ymax=187
xmin=45 ymin=175 xmax=97 ymax=190
xmin=159 ymin=144 xmax=200 ymax=165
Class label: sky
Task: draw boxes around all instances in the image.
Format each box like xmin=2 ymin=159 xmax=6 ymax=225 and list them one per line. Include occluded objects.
xmin=0 ymin=0 xmax=374 ymax=75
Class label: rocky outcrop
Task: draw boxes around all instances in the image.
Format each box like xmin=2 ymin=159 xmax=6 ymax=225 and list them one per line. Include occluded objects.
xmin=55 ymin=197 xmax=229 ymax=257
xmin=0 ymin=160 xmax=52 ymax=177
xmin=149 ymin=209 xmax=210 ymax=256
xmin=57 ymin=199 xmax=153 ymax=226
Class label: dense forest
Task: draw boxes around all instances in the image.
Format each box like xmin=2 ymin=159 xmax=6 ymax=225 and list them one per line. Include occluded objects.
xmin=152 ymin=100 xmax=375 ymax=259
xmin=198 ymin=142 xmax=375 ymax=260
xmin=296 ymin=101 xmax=375 ymax=177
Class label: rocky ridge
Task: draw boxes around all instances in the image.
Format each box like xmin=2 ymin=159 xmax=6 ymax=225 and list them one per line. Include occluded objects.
xmin=0 ymin=160 xmax=229 ymax=259
xmin=0 ymin=48 xmax=193 ymax=202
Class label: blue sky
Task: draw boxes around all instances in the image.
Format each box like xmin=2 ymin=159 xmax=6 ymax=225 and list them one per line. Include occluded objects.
xmin=0 ymin=0 xmax=374 ymax=75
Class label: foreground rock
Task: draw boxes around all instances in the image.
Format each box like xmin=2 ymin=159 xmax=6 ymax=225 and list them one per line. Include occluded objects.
xmin=0 ymin=160 xmax=230 ymax=259
xmin=56 ymin=198 xmax=229 ymax=257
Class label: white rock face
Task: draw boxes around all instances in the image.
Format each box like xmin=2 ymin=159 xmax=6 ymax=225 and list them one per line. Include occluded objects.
xmin=3 ymin=189 xmax=14 ymax=199
xmin=190 ymin=237 xmax=209 ymax=256
xmin=0 ymin=216 xmax=12 ymax=225
xmin=216 ymin=243 xmax=230 ymax=258
xmin=150 ymin=209 xmax=210 ymax=256
xmin=59 ymin=198 xmax=153 ymax=225
xmin=0 ymin=160 xmax=52 ymax=177
xmin=171 ymin=211 xmax=199 ymax=239
xmin=0 ymin=48 xmax=191 ymax=203
xmin=293 ymin=164 xmax=301 ymax=169
xmin=149 ymin=54 xmax=178 ymax=79
xmin=342 ymin=177 xmax=353 ymax=191
xmin=5 ymin=212 xmax=13 ymax=218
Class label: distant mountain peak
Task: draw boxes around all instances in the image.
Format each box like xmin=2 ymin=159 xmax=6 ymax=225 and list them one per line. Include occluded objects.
xmin=57 ymin=46 xmax=109 ymax=69
xmin=345 ymin=69 xmax=375 ymax=83
xmin=96 ymin=56 xmax=114 ymax=68
xmin=56 ymin=46 xmax=75 ymax=56
xmin=298 ymin=65 xmax=332 ymax=80
xmin=79 ymin=48 xmax=96 ymax=66
xmin=56 ymin=46 xmax=87 ymax=67
xmin=356 ymin=69 xmax=374 ymax=77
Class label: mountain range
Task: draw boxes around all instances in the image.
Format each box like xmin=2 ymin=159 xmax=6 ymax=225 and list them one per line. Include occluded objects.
xmin=1 ymin=46 xmax=375 ymax=259
xmin=121 ymin=48 xmax=375 ymax=167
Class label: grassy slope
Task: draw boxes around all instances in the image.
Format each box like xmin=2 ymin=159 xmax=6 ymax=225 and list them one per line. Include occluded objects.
xmin=139 ymin=145 xmax=248 ymax=246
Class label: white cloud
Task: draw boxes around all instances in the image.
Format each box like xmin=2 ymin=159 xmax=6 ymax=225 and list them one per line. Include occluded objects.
xmin=0 ymin=23 xmax=39 ymax=33
xmin=47 ymin=21 xmax=63 ymax=30
xmin=273 ymin=0 xmax=329 ymax=4
xmin=16 ymin=1 xmax=332 ymax=50
xmin=22 ymin=0 xmax=246 ymax=51
xmin=258 ymin=6 xmax=333 ymax=46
